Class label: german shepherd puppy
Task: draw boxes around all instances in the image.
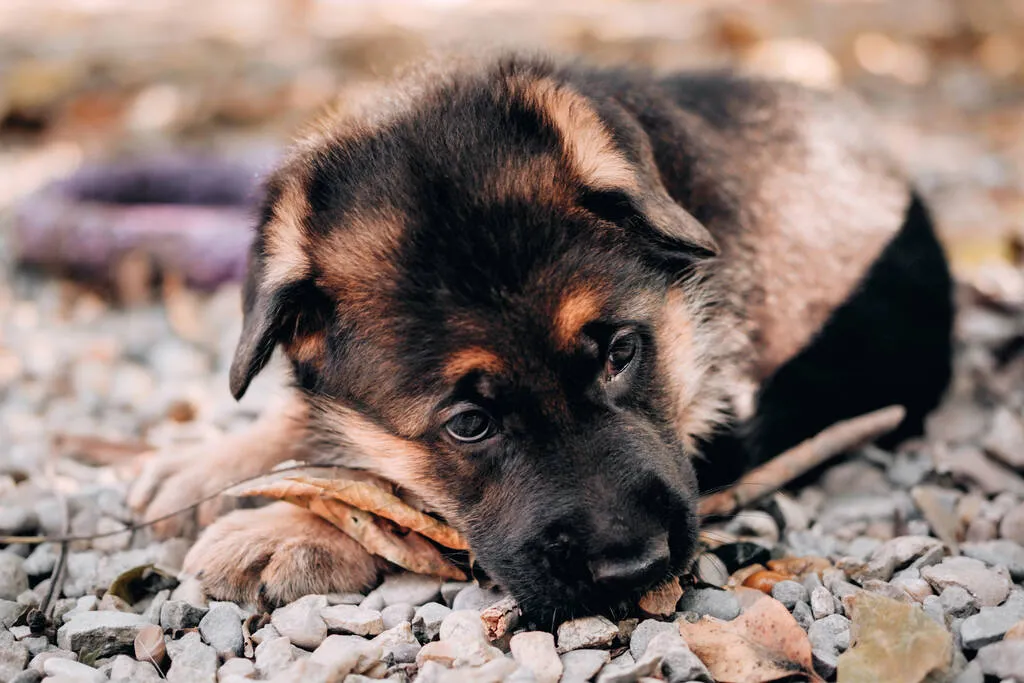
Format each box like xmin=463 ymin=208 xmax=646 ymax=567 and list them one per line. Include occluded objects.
xmin=129 ymin=55 xmax=953 ymax=621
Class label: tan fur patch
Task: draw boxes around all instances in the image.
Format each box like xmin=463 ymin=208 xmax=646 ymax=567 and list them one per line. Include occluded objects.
xmin=655 ymin=287 xmax=731 ymax=450
xmin=508 ymin=76 xmax=637 ymax=192
xmin=553 ymin=287 xmax=605 ymax=349
xmin=445 ymin=347 xmax=505 ymax=381
xmin=311 ymin=402 xmax=456 ymax=519
xmin=262 ymin=177 xmax=311 ymax=289
xmin=285 ymin=330 xmax=326 ymax=368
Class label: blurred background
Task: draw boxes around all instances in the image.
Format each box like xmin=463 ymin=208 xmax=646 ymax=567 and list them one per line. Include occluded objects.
xmin=1 ymin=0 xmax=1024 ymax=469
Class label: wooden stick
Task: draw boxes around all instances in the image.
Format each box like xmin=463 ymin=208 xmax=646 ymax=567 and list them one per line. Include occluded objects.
xmin=698 ymin=405 xmax=906 ymax=518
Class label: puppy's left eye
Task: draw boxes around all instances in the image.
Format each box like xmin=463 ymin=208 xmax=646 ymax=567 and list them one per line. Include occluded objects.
xmin=606 ymin=330 xmax=639 ymax=378
xmin=445 ymin=409 xmax=495 ymax=443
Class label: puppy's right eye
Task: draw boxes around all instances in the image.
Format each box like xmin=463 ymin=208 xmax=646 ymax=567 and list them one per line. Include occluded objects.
xmin=445 ymin=409 xmax=495 ymax=443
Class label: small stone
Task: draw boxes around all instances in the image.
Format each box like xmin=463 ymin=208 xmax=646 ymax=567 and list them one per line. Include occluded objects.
xmin=724 ymin=510 xmax=780 ymax=544
xmin=166 ymin=632 xmax=216 ymax=683
xmin=921 ymin=556 xmax=1012 ymax=607
xmin=0 ymin=630 xmax=29 ymax=682
xmin=923 ymin=595 xmax=946 ymax=627
xmin=595 ymin=650 xmax=659 ymax=683
xmin=141 ymin=589 xmax=169 ymax=625
xmin=560 ymin=649 xmax=610 ymax=682
xmin=198 ymin=603 xmax=244 ymax=657
xmin=793 ymin=600 xmax=814 ymax=630
xmin=629 ymin=619 xmax=676 ymax=660
xmin=1000 ymin=502 xmax=1024 ymax=545
xmin=159 ymin=600 xmax=207 ymax=630
xmin=451 ymin=584 xmax=506 ymax=612
xmin=0 ymin=599 xmax=26 ymax=629
xmin=940 ymin=586 xmax=979 ymax=619
xmin=380 ymin=603 xmax=415 ymax=630
xmin=254 ymin=636 xmax=296 ymax=678
xmin=677 ymin=588 xmax=741 ymax=621
xmin=357 ymin=591 xmax=385 ymax=612
xmin=107 ymin=655 xmax=163 ymax=683
xmin=862 ymin=579 xmax=914 ymax=604
xmin=20 ymin=637 xmax=48 ymax=657
xmin=28 ymin=650 xmax=76 ymax=673
xmin=413 ymin=602 xmax=451 ymax=642
xmin=0 ymin=554 xmax=29 ymax=601
xmin=983 ymin=407 xmax=1024 ymax=469
xmin=325 ymin=592 xmax=364 ymax=605
xmin=57 ymin=610 xmax=148 ymax=661
xmin=320 ymin=604 xmax=384 ymax=636
xmin=133 ymin=624 xmax=166 ymax=666
xmin=640 ymin=630 xmax=712 ymax=683
xmin=510 ymin=632 xmax=562 ymax=683
xmin=8 ymin=669 xmax=41 ymax=683
xmin=771 ymin=580 xmax=809 ymax=610
xmin=961 ymin=539 xmax=1024 ymax=581
xmin=218 ymin=657 xmax=255 ymax=679
xmin=21 ymin=545 xmax=57 ymax=577
xmin=974 ymin=639 xmax=1024 ymax=679
xmin=890 ymin=569 xmax=934 ymax=603
xmin=271 ymin=594 xmax=328 ymax=650
xmin=809 ymin=614 xmax=851 ymax=654
xmin=441 ymin=582 xmax=471 ymax=607
xmin=556 ymin=616 xmax=619 ymax=652
xmin=250 ymin=624 xmax=280 ymax=646
xmin=960 ymin=592 xmax=1024 ymax=649
xmin=309 ymin=635 xmax=381 ymax=678
xmin=370 ymin=622 xmax=421 ymax=664
xmin=42 ymin=658 xmax=104 ymax=682
xmin=376 ymin=574 xmax=442 ymax=606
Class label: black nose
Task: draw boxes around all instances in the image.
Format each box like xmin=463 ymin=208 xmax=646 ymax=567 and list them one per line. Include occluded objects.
xmin=587 ymin=532 xmax=671 ymax=590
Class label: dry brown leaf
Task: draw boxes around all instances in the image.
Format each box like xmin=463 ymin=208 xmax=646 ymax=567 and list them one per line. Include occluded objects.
xmin=231 ymin=471 xmax=469 ymax=550
xmin=678 ymin=588 xmax=821 ymax=683
xmin=639 ymin=576 xmax=683 ymax=617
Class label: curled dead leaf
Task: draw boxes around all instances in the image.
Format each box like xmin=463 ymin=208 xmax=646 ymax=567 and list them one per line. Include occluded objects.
xmin=639 ymin=576 xmax=683 ymax=618
xmin=678 ymin=587 xmax=821 ymax=683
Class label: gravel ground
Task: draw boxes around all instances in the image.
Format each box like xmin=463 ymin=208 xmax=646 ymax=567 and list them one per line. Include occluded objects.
xmin=3 ymin=1 xmax=1024 ymax=682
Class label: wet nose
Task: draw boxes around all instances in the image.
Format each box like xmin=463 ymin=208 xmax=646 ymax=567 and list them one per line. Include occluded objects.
xmin=587 ymin=532 xmax=671 ymax=590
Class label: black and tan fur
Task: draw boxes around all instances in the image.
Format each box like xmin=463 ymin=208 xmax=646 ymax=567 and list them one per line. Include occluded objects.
xmin=130 ymin=54 xmax=953 ymax=620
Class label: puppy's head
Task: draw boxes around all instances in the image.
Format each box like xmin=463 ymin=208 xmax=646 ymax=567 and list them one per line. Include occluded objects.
xmin=231 ymin=57 xmax=725 ymax=620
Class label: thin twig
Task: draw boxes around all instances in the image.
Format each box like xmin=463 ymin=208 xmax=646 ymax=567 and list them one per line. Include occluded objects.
xmin=698 ymin=405 xmax=906 ymax=518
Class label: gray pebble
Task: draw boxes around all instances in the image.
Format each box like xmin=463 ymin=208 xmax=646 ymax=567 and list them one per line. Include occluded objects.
xmin=254 ymin=636 xmax=296 ymax=678
xmin=270 ymin=594 xmax=328 ymax=650
xmin=677 ymin=588 xmax=740 ymax=621
xmin=556 ymin=616 xmax=619 ymax=652
xmin=940 ymin=585 xmax=979 ymax=619
xmin=973 ymin=639 xmax=1024 ymax=680
xmin=21 ymin=637 xmax=50 ymax=657
xmin=159 ymin=600 xmax=208 ymax=630
xmin=771 ymin=580 xmax=809 ymax=610
xmin=0 ymin=553 xmax=29 ymax=601
xmin=1000 ymin=502 xmax=1024 ymax=545
xmin=141 ymin=589 xmax=169 ymax=625
xmin=810 ymin=586 xmax=835 ymax=620
xmin=57 ymin=610 xmax=148 ymax=660
xmin=107 ymin=654 xmax=163 ymax=683
xmin=510 ymin=631 xmax=562 ymax=683
xmin=792 ymin=601 xmax=814 ymax=631
xmin=960 ymin=539 xmax=1024 ymax=581
xmin=380 ymin=603 xmax=415 ymax=630
xmin=921 ymin=556 xmax=1012 ymax=607
xmin=358 ymin=590 xmax=386 ymax=612
xmin=308 ymin=634 xmax=381 ymax=677
xmin=371 ymin=622 xmax=421 ymax=664
xmin=412 ymin=602 xmax=451 ymax=643
xmin=808 ymin=613 xmax=851 ymax=655
xmin=28 ymin=650 xmax=76 ymax=673
xmin=60 ymin=552 xmax=100 ymax=598
xmin=198 ymin=603 xmax=244 ymax=657
xmin=560 ymin=648 xmax=610 ymax=681
xmin=724 ymin=510 xmax=780 ymax=544
xmin=249 ymin=624 xmax=280 ymax=646
xmin=441 ymin=582 xmax=472 ymax=607
xmin=325 ymin=592 xmax=364 ymax=605
xmin=21 ymin=545 xmax=57 ymax=577
xmin=0 ymin=507 xmax=38 ymax=536
xmin=952 ymin=660 xmax=984 ymax=683
xmin=0 ymin=599 xmax=26 ymax=629
xmin=166 ymin=632 xmax=217 ymax=683
xmin=376 ymin=574 xmax=442 ymax=606
xmin=640 ymin=630 xmax=712 ymax=683
xmin=628 ymin=619 xmax=675 ymax=660
xmin=960 ymin=591 xmax=1024 ymax=649
xmin=8 ymin=669 xmax=42 ymax=683
xmin=811 ymin=646 xmax=839 ymax=680
xmin=923 ymin=595 xmax=947 ymax=627
xmin=0 ymin=630 xmax=29 ymax=683
xmin=320 ymin=603 xmax=385 ymax=636
xmin=42 ymin=657 xmax=104 ymax=682
xmin=451 ymin=584 xmax=506 ymax=612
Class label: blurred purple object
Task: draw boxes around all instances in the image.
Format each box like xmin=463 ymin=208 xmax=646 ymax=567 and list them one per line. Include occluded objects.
xmin=13 ymin=155 xmax=270 ymax=290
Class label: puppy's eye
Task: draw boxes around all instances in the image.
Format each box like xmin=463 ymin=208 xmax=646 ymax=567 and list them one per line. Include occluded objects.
xmin=445 ymin=409 xmax=495 ymax=443
xmin=606 ymin=330 xmax=639 ymax=378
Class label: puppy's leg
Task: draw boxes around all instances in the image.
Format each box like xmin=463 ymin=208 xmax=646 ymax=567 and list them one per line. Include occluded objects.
xmin=128 ymin=393 xmax=308 ymax=538
xmin=184 ymin=502 xmax=386 ymax=606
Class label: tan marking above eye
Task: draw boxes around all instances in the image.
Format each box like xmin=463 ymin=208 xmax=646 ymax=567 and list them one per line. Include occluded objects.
xmin=444 ymin=347 xmax=505 ymax=382
xmin=262 ymin=177 xmax=312 ymax=290
xmin=553 ymin=287 xmax=606 ymax=350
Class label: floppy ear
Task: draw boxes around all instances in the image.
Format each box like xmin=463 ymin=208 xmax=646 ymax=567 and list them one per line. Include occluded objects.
xmin=229 ymin=249 xmax=281 ymax=399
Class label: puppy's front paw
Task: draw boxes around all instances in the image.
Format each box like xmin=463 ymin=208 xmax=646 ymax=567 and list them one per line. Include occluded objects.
xmin=127 ymin=439 xmax=244 ymax=539
xmin=183 ymin=503 xmax=385 ymax=607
